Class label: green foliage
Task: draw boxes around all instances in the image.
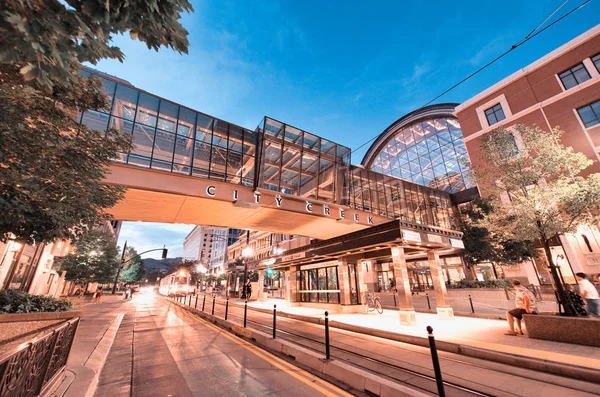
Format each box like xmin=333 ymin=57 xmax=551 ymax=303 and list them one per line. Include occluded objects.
xmin=1 ymin=0 xmax=192 ymax=89
xmin=60 ymin=230 xmax=120 ymax=285
xmin=477 ymin=125 xmax=600 ymax=315
xmin=0 ymin=65 xmax=132 ymax=244
xmin=448 ymin=279 xmax=513 ymax=289
xmin=460 ymin=198 xmax=535 ymax=268
xmin=0 ymin=0 xmax=192 ymax=244
xmin=477 ymin=125 xmax=600 ymax=242
xmin=120 ymin=246 xmax=145 ymax=283
xmin=0 ymin=289 xmax=73 ymax=313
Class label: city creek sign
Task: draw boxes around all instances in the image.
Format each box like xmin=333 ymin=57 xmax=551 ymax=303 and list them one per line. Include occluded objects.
xmin=199 ymin=182 xmax=379 ymax=227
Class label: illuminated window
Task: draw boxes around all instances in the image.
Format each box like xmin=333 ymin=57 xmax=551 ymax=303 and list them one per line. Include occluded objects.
xmin=582 ymin=235 xmax=593 ymax=252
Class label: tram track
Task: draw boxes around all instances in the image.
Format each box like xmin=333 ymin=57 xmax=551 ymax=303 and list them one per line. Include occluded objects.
xmin=171 ymin=297 xmax=599 ymax=396
xmin=185 ymin=299 xmax=499 ymax=396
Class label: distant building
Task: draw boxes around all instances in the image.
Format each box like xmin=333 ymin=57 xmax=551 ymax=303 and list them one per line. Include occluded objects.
xmin=209 ymin=228 xmax=229 ymax=274
xmin=225 ymin=230 xmax=311 ymax=298
xmin=183 ymin=226 xmax=215 ymax=266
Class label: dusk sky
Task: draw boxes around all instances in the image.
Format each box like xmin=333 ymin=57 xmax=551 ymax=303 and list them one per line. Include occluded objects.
xmin=110 ymin=0 xmax=600 ymax=259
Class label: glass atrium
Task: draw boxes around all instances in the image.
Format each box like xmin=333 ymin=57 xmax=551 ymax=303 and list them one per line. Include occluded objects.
xmin=365 ymin=108 xmax=476 ymax=193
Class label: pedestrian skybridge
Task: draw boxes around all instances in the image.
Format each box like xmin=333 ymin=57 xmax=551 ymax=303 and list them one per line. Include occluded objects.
xmin=83 ymin=69 xmax=460 ymax=240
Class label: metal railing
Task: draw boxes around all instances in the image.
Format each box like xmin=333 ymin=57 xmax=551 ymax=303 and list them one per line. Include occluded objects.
xmin=0 ymin=317 xmax=80 ymax=397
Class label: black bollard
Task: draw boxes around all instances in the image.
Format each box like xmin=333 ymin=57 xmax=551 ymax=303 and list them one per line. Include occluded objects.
xmin=393 ymin=294 xmax=397 ymax=307
xmin=426 ymin=326 xmax=446 ymax=397
xmin=426 ymin=293 xmax=431 ymax=310
xmin=469 ymin=295 xmax=475 ymax=313
xmin=244 ymin=300 xmax=248 ymax=328
xmin=212 ymin=296 xmax=216 ymax=316
xmin=195 ymin=295 xmax=198 ymax=309
xmin=202 ymin=295 xmax=206 ymax=311
xmin=225 ymin=298 xmax=229 ymax=320
xmin=273 ymin=304 xmax=277 ymax=339
xmin=325 ymin=311 xmax=330 ymax=360
xmin=189 ymin=295 xmax=192 ymax=306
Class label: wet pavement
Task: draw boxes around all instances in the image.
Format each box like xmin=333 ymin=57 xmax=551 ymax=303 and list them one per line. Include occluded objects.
xmin=93 ymin=292 xmax=352 ymax=397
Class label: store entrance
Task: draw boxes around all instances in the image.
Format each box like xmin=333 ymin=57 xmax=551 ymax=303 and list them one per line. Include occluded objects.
xmin=264 ymin=270 xmax=285 ymax=299
xmin=348 ymin=264 xmax=360 ymax=304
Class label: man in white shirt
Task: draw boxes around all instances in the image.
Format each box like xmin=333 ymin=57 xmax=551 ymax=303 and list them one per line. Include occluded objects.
xmin=576 ymin=272 xmax=599 ymax=316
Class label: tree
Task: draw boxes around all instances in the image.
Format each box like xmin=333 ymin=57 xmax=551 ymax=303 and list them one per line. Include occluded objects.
xmin=460 ymin=198 xmax=536 ymax=278
xmin=0 ymin=0 xmax=192 ymax=244
xmin=477 ymin=125 xmax=600 ymax=316
xmin=119 ymin=246 xmax=145 ymax=283
xmin=60 ymin=230 xmax=120 ymax=290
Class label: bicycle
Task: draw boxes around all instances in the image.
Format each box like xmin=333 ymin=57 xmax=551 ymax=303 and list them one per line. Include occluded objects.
xmin=365 ymin=290 xmax=383 ymax=314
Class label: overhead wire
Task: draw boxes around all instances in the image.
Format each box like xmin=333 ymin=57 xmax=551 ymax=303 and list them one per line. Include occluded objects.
xmin=351 ymin=0 xmax=592 ymax=155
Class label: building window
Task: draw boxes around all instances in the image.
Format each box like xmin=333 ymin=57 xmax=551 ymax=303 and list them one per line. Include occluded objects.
xmin=558 ymin=63 xmax=591 ymax=90
xmin=593 ymin=54 xmax=600 ymax=74
xmin=577 ymin=99 xmax=600 ymax=128
xmin=582 ymin=235 xmax=594 ymax=252
xmin=484 ymin=103 xmax=506 ymax=126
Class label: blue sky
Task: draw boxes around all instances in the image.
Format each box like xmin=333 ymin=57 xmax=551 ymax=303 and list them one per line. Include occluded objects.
xmin=111 ymin=0 xmax=600 ymax=258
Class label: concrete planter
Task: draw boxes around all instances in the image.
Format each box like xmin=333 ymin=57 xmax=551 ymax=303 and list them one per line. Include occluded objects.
xmin=524 ymin=314 xmax=600 ymax=347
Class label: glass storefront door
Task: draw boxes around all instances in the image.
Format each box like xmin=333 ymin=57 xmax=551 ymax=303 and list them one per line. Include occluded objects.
xmin=348 ymin=264 xmax=360 ymax=304
xmin=377 ymin=270 xmax=395 ymax=292
xmin=297 ymin=263 xmax=340 ymax=303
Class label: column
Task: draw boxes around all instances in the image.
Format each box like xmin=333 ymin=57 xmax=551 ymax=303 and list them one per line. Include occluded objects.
xmin=391 ymin=246 xmax=416 ymax=325
xmin=286 ymin=266 xmax=299 ymax=303
xmin=428 ymin=250 xmax=454 ymax=319
xmin=356 ymin=261 xmax=369 ymax=310
xmin=257 ymin=270 xmax=265 ymax=300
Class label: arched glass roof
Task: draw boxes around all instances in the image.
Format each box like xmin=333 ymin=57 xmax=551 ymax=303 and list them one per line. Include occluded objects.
xmin=362 ymin=105 xmax=476 ymax=193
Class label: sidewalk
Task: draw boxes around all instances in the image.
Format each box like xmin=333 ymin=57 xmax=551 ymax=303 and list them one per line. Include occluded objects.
xmin=55 ymin=294 xmax=132 ymax=397
xmin=239 ymin=297 xmax=600 ymax=373
xmin=64 ymin=292 xmax=361 ymax=397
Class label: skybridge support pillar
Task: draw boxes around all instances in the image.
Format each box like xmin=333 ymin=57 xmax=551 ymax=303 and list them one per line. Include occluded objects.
xmin=257 ymin=270 xmax=265 ymax=301
xmin=391 ymin=246 xmax=416 ymax=325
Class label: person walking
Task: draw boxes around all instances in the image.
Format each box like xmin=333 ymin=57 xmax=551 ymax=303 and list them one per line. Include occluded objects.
xmin=505 ymin=280 xmax=537 ymax=335
xmin=94 ymin=286 xmax=103 ymax=303
xmin=576 ymin=272 xmax=599 ymax=316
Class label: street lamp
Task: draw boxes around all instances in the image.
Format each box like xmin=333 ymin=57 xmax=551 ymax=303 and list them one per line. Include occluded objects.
xmin=196 ymin=264 xmax=207 ymax=291
xmin=240 ymin=239 xmax=253 ymax=299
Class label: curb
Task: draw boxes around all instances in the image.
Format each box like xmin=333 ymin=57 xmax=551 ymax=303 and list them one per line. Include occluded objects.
xmin=62 ymin=313 xmax=124 ymax=397
xmin=182 ymin=297 xmax=600 ymax=384
xmin=170 ymin=300 xmax=432 ymax=397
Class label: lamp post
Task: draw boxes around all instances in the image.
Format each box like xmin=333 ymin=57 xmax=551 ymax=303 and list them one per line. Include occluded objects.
xmin=240 ymin=246 xmax=253 ymax=299
xmin=196 ymin=264 xmax=207 ymax=292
